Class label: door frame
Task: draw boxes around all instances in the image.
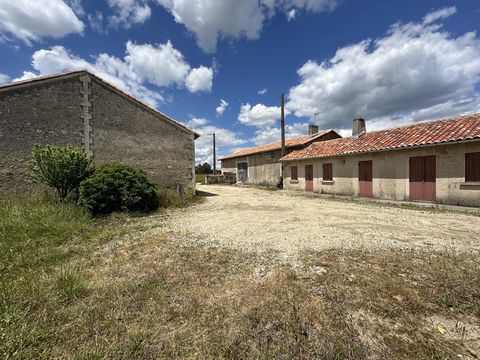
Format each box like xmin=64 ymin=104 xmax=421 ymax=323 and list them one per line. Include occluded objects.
xmin=409 ymin=155 xmax=436 ymax=202
xmin=358 ymin=160 xmax=373 ymax=198
xmin=305 ymin=164 xmax=314 ymax=192
xmin=236 ymin=161 xmax=248 ymax=182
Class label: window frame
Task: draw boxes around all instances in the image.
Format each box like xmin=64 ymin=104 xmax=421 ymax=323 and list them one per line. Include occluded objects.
xmin=322 ymin=163 xmax=333 ymax=182
xmin=465 ymin=152 xmax=480 ymax=182
xmin=291 ymin=165 xmax=298 ymax=181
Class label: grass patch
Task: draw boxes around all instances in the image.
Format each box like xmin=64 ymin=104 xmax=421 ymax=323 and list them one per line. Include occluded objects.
xmin=1 ymin=192 xmax=479 ymax=358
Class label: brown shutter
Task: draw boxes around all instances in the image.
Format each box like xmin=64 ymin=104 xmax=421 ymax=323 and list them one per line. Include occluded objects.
xmin=323 ymin=163 xmax=332 ymax=181
xmin=291 ymin=166 xmax=298 ymax=180
xmin=466 ymin=152 xmax=480 ymax=182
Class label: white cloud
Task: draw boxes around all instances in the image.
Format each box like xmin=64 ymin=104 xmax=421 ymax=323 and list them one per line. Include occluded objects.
xmin=157 ymin=0 xmax=339 ymax=52
xmin=65 ymin=0 xmax=85 ymax=16
xmin=251 ymin=122 xmax=309 ymax=145
xmin=287 ymin=9 xmax=296 ymax=21
xmin=238 ymin=103 xmax=290 ymax=128
xmin=187 ymin=118 xmax=247 ymax=165
xmin=107 ymin=0 xmax=151 ymax=28
xmin=186 ymin=117 xmax=209 ymax=127
xmin=215 ymin=99 xmax=229 ymax=116
xmin=88 ymin=11 xmax=105 ymax=33
xmin=423 ymin=6 xmax=457 ymax=25
xmin=185 ymin=66 xmax=213 ymax=93
xmin=0 ymin=73 xmax=10 ymax=84
xmin=0 ymin=0 xmax=84 ymax=44
xmin=13 ymin=71 xmax=37 ymax=82
xmin=125 ymin=41 xmax=190 ymax=87
xmin=258 ymin=87 xmax=268 ymax=95
xmin=287 ymin=6 xmax=480 ymax=133
xmin=14 ymin=40 xmax=214 ymax=105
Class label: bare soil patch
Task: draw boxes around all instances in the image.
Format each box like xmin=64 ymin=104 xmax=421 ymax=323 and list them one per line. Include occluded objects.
xmin=159 ymin=185 xmax=480 ymax=258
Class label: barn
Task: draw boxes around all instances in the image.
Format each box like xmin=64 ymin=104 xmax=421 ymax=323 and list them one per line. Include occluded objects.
xmin=281 ymin=115 xmax=480 ymax=207
xmin=221 ymin=125 xmax=340 ymax=185
xmin=0 ymin=70 xmax=199 ymax=191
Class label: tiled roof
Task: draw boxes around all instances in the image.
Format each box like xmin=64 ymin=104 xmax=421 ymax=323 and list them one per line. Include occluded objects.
xmin=220 ymin=130 xmax=338 ymax=160
xmin=280 ymin=113 xmax=480 ymax=161
xmin=0 ymin=70 xmax=200 ymax=139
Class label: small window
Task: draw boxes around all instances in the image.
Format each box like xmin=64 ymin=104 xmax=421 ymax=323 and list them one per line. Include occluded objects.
xmin=291 ymin=165 xmax=298 ymax=180
xmin=266 ymin=151 xmax=275 ymax=160
xmin=323 ymin=163 xmax=333 ymax=181
xmin=465 ymin=152 xmax=480 ymax=182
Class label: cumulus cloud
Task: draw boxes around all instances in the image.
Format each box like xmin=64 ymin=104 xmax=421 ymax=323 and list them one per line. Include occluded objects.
xmin=216 ymin=99 xmax=229 ymax=116
xmin=238 ymin=103 xmax=290 ymax=128
xmin=0 ymin=73 xmax=10 ymax=84
xmin=287 ymin=6 xmax=480 ymax=132
xmin=125 ymin=41 xmax=190 ymax=87
xmin=14 ymin=40 xmax=214 ymax=106
xmin=185 ymin=66 xmax=213 ymax=93
xmin=287 ymin=9 xmax=296 ymax=21
xmin=186 ymin=117 xmax=247 ymax=165
xmin=107 ymin=0 xmax=151 ymax=28
xmin=157 ymin=0 xmax=339 ymax=52
xmin=258 ymin=87 xmax=268 ymax=95
xmin=0 ymin=0 xmax=84 ymax=44
xmin=251 ymin=122 xmax=310 ymax=145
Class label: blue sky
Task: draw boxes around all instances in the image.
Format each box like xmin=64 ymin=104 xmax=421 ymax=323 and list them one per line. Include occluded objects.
xmin=1 ymin=0 xmax=480 ymax=166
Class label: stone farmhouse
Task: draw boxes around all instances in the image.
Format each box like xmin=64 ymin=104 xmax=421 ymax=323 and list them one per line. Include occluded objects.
xmin=221 ymin=125 xmax=340 ymax=185
xmin=281 ymin=115 xmax=480 ymax=207
xmin=0 ymin=70 xmax=199 ymax=191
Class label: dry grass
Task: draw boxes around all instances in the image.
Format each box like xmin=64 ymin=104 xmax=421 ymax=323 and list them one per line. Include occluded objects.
xmin=1 ymin=193 xmax=479 ymax=359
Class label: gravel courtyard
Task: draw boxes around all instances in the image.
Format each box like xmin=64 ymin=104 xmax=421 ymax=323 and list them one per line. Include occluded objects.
xmin=161 ymin=185 xmax=480 ymax=256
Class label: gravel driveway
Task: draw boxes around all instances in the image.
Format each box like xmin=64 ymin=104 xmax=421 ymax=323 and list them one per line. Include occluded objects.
xmin=162 ymin=185 xmax=480 ymax=256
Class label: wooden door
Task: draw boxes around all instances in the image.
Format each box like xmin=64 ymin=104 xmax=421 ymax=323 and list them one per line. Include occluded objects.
xmin=237 ymin=162 xmax=248 ymax=182
xmin=358 ymin=160 xmax=373 ymax=198
xmin=409 ymin=156 xmax=436 ymax=201
xmin=305 ymin=165 xmax=313 ymax=192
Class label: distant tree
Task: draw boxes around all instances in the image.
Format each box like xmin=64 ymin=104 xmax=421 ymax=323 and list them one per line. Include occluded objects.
xmin=195 ymin=162 xmax=213 ymax=174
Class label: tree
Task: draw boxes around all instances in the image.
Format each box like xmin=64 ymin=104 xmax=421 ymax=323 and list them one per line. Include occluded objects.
xmin=28 ymin=145 xmax=91 ymax=200
xmin=195 ymin=162 xmax=213 ymax=174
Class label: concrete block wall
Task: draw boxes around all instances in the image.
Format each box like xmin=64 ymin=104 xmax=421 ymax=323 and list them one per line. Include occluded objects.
xmin=284 ymin=141 xmax=480 ymax=207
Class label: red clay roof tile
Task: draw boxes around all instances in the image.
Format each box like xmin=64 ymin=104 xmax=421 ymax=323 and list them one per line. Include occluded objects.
xmin=220 ymin=130 xmax=338 ymax=160
xmin=280 ymin=113 xmax=480 ymax=161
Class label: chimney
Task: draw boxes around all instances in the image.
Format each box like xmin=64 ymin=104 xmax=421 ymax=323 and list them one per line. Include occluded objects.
xmin=308 ymin=124 xmax=319 ymax=135
xmin=352 ymin=118 xmax=366 ymax=137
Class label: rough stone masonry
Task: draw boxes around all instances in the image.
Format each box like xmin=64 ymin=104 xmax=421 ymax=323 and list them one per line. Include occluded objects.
xmin=0 ymin=70 xmax=199 ymax=191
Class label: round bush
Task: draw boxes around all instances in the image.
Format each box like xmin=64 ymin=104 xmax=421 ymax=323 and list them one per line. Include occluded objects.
xmin=78 ymin=162 xmax=159 ymax=214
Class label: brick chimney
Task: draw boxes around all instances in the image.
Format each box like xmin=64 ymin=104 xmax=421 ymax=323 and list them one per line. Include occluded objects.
xmin=308 ymin=124 xmax=319 ymax=135
xmin=352 ymin=118 xmax=366 ymax=138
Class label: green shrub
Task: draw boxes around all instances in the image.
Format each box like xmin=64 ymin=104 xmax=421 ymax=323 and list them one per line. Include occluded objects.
xmin=28 ymin=145 xmax=91 ymax=200
xmin=157 ymin=188 xmax=197 ymax=208
xmin=78 ymin=162 xmax=159 ymax=215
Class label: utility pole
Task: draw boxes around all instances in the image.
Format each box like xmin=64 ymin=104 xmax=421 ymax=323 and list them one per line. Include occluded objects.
xmin=212 ymin=132 xmax=216 ymax=174
xmin=281 ymin=93 xmax=286 ymax=157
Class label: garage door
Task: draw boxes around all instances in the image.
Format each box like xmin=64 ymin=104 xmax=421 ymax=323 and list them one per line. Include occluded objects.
xmin=409 ymin=156 xmax=436 ymax=202
xmin=305 ymin=165 xmax=313 ymax=192
xmin=358 ymin=160 xmax=373 ymax=198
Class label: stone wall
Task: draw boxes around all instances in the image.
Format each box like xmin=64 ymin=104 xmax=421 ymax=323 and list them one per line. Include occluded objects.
xmin=283 ymin=141 xmax=480 ymax=207
xmin=89 ymin=78 xmax=195 ymax=189
xmin=0 ymin=77 xmax=84 ymax=191
xmin=0 ymin=73 xmax=196 ymax=192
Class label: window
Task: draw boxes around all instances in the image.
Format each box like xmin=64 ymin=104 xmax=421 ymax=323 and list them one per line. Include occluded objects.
xmin=465 ymin=152 xmax=480 ymax=182
xmin=291 ymin=165 xmax=298 ymax=180
xmin=323 ymin=163 xmax=333 ymax=181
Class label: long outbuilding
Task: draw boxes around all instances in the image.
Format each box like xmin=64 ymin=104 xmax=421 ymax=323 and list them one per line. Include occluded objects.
xmin=221 ymin=125 xmax=340 ymax=185
xmin=280 ymin=115 xmax=480 ymax=207
xmin=0 ymin=70 xmax=199 ymax=191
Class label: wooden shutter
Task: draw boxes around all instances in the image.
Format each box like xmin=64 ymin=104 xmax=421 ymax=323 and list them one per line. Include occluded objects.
xmin=291 ymin=166 xmax=298 ymax=180
xmin=323 ymin=163 xmax=332 ymax=181
xmin=466 ymin=152 xmax=480 ymax=182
